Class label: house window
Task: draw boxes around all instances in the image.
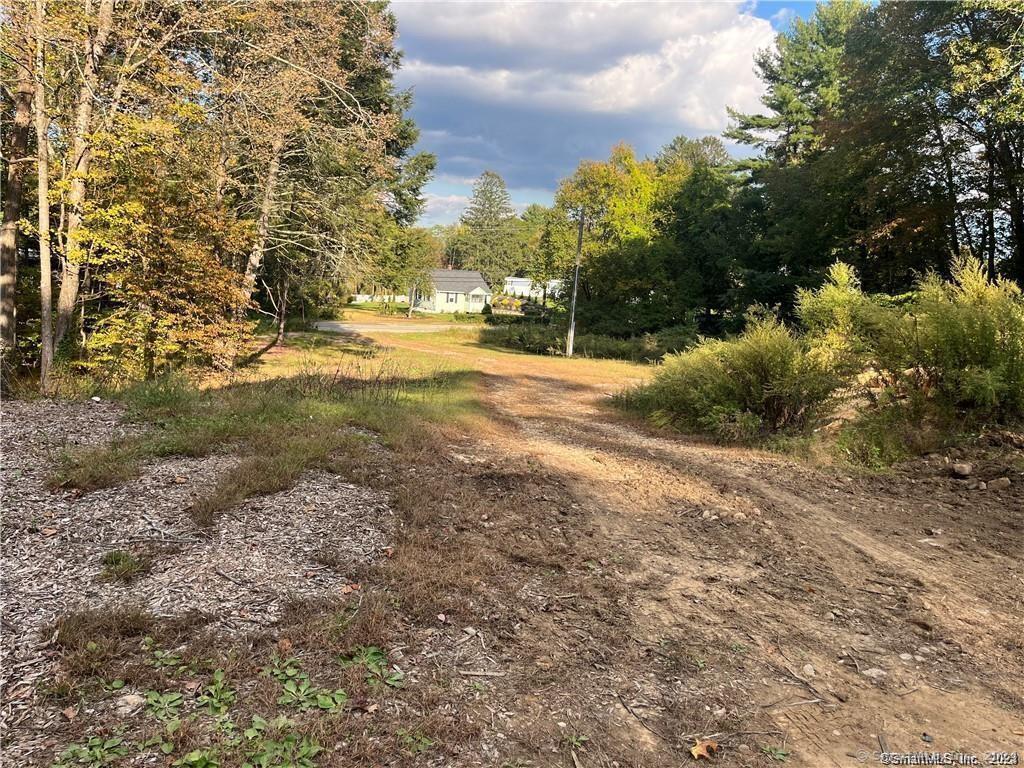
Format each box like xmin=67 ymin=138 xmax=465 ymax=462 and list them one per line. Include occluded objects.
xmin=447 ymin=292 xmax=458 ymax=303
xmin=470 ymin=294 xmax=482 ymax=303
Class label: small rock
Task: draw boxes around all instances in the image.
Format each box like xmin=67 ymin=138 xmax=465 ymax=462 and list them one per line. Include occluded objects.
xmin=737 ymin=744 xmax=751 ymax=754
xmin=899 ymin=653 xmax=913 ymax=662
xmin=115 ymin=693 xmax=144 ymax=717
xmin=951 ymin=462 xmax=973 ymax=478
xmin=713 ymin=706 xmax=726 ymax=717
xmin=732 ymin=511 xmax=747 ymax=522
xmin=701 ymin=510 xmax=712 ymax=520
xmin=832 ymin=729 xmax=842 ymax=737
xmin=988 ymin=477 xmax=1011 ymax=491
xmin=978 ymin=481 xmax=987 ymax=490
xmin=862 ymin=667 xmax=887 ymax=680
xmin=801 ymin=663 xmax=816 ymax=678
xmin=914 ymin=655 xmax=925 ymax=662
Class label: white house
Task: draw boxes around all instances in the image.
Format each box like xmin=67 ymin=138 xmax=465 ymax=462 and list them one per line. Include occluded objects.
xmin=413 ymin=269 xmax=492 ymax=313
xmin=503 ymin=276 xmax=563 ymax=300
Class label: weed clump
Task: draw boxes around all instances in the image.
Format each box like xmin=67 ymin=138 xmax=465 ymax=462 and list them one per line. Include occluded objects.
xmin=100 ymin=549 xmax=151 ymax=583
xmin=617 ymin=316 xmax=840 ymax=439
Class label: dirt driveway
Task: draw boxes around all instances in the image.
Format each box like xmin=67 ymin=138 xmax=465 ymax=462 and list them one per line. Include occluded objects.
xmin=368 ymin=328 xmax=1024 ymax=767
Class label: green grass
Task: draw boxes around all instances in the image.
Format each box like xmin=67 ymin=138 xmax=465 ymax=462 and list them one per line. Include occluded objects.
xmin=52 ymin=343 xmax=482 ymax=527
xmin=100 ymin=550 xmax=151 ymax=583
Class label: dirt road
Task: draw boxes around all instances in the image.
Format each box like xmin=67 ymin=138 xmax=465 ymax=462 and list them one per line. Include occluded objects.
xmin=368 ymin=324 xmax=1024 ymax=767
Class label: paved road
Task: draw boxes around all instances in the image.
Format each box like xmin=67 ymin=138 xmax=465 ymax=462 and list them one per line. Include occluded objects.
xmin=314 ymin=319 xmax=463 ymax=335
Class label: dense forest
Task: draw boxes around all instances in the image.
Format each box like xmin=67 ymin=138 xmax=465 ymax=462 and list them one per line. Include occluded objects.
xmin=1 ymin=0 xmax=1022 ymax=389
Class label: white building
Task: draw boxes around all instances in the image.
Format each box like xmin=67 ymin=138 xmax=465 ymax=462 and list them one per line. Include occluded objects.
xmin=502 ymin=277 xmax=563 ymax=300
xmin=412 ymin=269 xmax=492 ymax=313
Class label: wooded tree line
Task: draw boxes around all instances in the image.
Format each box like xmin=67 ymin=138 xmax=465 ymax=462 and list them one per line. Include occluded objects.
xmin=448 ymin=0 xmax=1024 ymax=338
xmin=1 ymin=0 xmax=433 ymax=388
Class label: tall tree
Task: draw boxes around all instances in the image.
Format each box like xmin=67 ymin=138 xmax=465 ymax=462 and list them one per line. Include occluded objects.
xmin=54 ymin=0 xmax=114 ymax=348
xmin=0 ymin=20 xmax=32 ymax=355
xmin=457 ymin=170 xmax=519 ymax=286
xmin=33 ymin=0 xmax=53 ymax=392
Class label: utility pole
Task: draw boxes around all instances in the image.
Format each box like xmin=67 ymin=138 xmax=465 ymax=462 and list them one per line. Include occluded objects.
xmin=565 ymin=210 xmax=584 ymax=357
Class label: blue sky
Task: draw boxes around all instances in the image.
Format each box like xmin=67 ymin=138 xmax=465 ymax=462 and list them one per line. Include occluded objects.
xmin=391 ymin=1 xmax=816 ymax=225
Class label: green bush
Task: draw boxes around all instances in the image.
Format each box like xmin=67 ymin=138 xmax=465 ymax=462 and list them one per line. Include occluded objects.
xmin=617 ymin=316 xmax=841 ymax=439
xmin=910 ymin=257 xmax=1024 ymax=418
xmin=480 ymin=322 xmax=694 ymax=362
xmin=798 ymin=257 xmax=1024 ymax=420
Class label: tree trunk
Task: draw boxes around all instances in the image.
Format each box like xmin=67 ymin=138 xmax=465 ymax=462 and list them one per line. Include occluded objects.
xmin=985 ymin=145 xmax=996 ymax=277
xmin=274 ymin=277 xmax=288 ymax=346
xmin=1 ymin=61 xmax=33 ymax=354
xmin=931 ymin=110 xmax=960 ymax=259
xmin=54 ymin=0 xmax=114 ymax=348
xmin=34 ymin=0 xmax=53 ymax=393
xmin=243 ymin=133 xmax=285 ymax=302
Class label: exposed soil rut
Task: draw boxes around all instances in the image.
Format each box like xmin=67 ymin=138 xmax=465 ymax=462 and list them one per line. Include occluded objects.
xmin=458 ymin=354 xmax=1024 ymax=767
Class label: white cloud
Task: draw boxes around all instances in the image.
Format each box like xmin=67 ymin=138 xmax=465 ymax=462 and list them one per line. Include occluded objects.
xmin=422 ymin=192 xmax=470 ymax=221
xmin=394 ymin=1 xmax=776 ymax=133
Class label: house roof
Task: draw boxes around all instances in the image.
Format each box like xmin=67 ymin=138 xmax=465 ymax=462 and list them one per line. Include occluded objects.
xmin=430 ymin=269 xmax=491 ymax=294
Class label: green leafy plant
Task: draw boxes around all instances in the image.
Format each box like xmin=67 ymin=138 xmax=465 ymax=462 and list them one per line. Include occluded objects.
xmin=763 ymin=745 xmax=790 ymax=762
xmin=398 ymin=728 xmax=435 ymax=755
xmin=145 ymin=690 xmax=184 ymax=722
xmin=142 ymin=637 xmax=186 ymax=670
xmin=340 ymin=646 xmax=404 ymax=688
xmin=268 ymin=656 xmax=346 ymax=712
xmin=197 ymin=670 xmax=235 ymax=715
xmin=173 ymin=748 xmax=220 ymax=767
xmin=242 ymin=716 xmax=322 ymax=768
xmin=565 ymin=734 xmax=589 ymax=750
xmin=277 ymin=678 xmax=346 ymax=712
xmin=139 ymin=719 xmax=181 ymax=756
xmin=266 ymin=655 xmax=304 ymax=685
xmin=55 ymin=735 xmax=129 ymax=767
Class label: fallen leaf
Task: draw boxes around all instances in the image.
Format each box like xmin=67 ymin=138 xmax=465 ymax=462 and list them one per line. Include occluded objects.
xmin=174 ymin=476 xmax=188 ymax=484
xmin=277 ymin=638 xmax=293 ymax=655
xmin=62 ymin=706 xmax=78 ymax=721
xmin=42 ymin=528 xmax=59 ymax=537
xmin=438 ymin=613 xmax=447 ymax=623
xmin=690 ymin=739 xmax=719 ymax=760
xmin=340 ymin=583 xmax=361 ymax=595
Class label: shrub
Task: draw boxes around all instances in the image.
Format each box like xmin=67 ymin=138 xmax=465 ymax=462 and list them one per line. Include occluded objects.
xmin=479 ymin=322 xmax=694 ymax=362
xmin=618 ymin=316 xmax=841 ymax=439
xmin=909 ymin=257 xmax=1024 ymax=418
xmin=799 ymin=257 xmax=1024 ymax=420
xmin=796 ymin=262 xmax=903 ymax=375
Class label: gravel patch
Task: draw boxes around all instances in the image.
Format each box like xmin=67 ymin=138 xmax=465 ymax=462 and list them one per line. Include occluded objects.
xmin=1 ymin=398 xmax=394 ymax=757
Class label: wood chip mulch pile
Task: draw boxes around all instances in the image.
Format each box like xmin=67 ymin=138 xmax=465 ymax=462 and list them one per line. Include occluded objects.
xmin=1 ymin=399 xmax=395 ymax=759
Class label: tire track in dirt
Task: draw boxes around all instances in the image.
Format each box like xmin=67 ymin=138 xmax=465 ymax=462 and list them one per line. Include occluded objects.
xmin=472 ymin=364 xmax=1024 ymax=767
xmin=342 ymin=325 xmax=1022 ymax=765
